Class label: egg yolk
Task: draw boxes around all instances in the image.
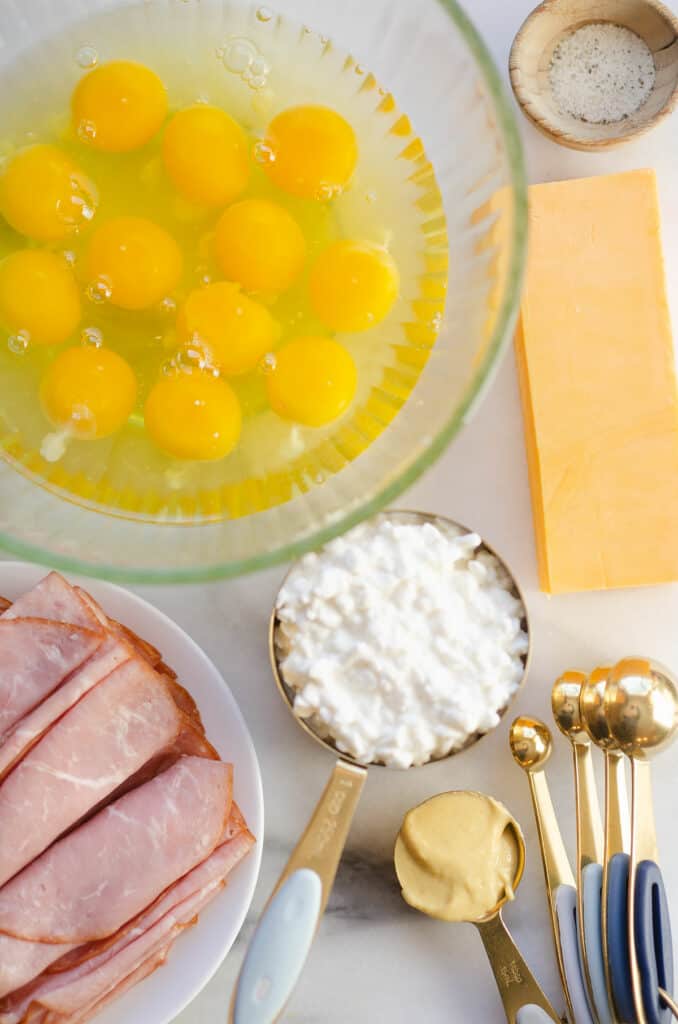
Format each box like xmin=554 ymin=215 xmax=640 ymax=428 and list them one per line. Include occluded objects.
xmin=0 ymin=250 xmax=81 ymax=346
xmin=71 ymin=60 xmax=168 ymax=153
xmin=162 ymin=106 xmax=249 ymax=206
xmin=309 ymin=240 xmax=399 ymax=332
xmin=85 ymin=216 xmax=182 ymax=311
xmin=177 ymin=281 xmax=280 ymax=376
xmin=0 ymin=144 xmax=97 ymax=242
xmin=267 ymin=335 xmax=357 ymax=427
xmin=40 ymin=347 xmax=137 ymax=440
xmin=214 ymin=199 xmax=306 ymax=295
xmin=144 ymin=371 xmax=241 ymax=461
xmin=262 ymin=105 xmax=358 ymax=200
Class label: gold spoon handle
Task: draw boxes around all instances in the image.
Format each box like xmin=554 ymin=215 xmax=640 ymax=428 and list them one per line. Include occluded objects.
xmin=627 ymin=757 xmax=657 ymax=1024
xmin=475 ymin=913 xmax=562 ymax=1023
xmin=526 ymin=771 xmax=577 ymax=1023
xmin=605 ymin=750 xmax=628 ymax=858
xmin=660 ymin=988 xmax=678 ymax=1019
xmin=574 ymin=743 xmax=604 ymax=866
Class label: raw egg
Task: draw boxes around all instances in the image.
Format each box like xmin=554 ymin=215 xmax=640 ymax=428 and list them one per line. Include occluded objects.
xmin=0 ymin=250 xmax=81 ymax=346
xmin=162 ymin=105 xmax=249 ymax=206
xmin=267 ymin=335 xmax=357 ymax=426
xmin=85 ymin=215 xmax=182 ymax=310
xmin=71 ymin=60 xmax=168 ymax=152
xmin=214 ymin=198 xmax=306 ymax=294
xmin=0 ymin=144 xmax=97 ymax=242
xmin=144 ymin=371 xmax=241 ymax=461
xmin=40 ymin=346 xmax=137 ymax=439
xmin=262 ymin=105 xmax=357 ymax=200
xmin=177 ymin=281 xmax=279 ymax=376
xmin=309 ymin=240 xmax=399 ymax=332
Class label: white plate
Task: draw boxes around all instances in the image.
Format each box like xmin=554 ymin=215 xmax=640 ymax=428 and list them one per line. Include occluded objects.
xmin=0 ymin=561 xmax=264 ymax=1024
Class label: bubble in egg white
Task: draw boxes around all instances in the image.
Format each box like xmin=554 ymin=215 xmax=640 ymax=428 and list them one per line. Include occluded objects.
xmin=253 ymin=140 xmax=275 ymax=164
xmin=86 ymin=277 xmax=112 ymax=304
xmin=76 ymin=119 xmax=97 ymax=142
xmin=75 ymin=45 xmax=98 ymax=68
xmin=222 ymin=37 xmax=257 ymax=74
xmin=81 ymin=326 xmax=103 ymax=347
xmin=7 ymin=330 xmax=30 ymax=355
xmin=258 ymin=352 xmax=277 ymax=375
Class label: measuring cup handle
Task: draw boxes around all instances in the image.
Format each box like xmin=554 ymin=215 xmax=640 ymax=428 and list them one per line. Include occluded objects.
xmin=554 ymin=883 xmax=595 ymax=1024
xmin=229 ymin=759 xmax=366 ymax=1024
xmin=475 ymin=913 xmax=561 ymax=1023
xmin=231 ymin=868 xmax=322 ymax=1024
xmin=635 ymin=859 xmax=674 ymax=1024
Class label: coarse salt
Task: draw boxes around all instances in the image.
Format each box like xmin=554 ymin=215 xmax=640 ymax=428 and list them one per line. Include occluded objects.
xmin=275 ymin=516 xmax=528 ymax=770
xmin=549 ymin=22 xmax=656 ymax=124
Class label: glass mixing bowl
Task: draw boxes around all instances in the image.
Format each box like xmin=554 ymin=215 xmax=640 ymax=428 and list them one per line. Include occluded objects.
xmin=0 ymin=0 xmax=526 ymax=582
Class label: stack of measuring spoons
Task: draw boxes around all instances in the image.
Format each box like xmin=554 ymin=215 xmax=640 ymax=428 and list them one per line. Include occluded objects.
xmin=510 ymin=658 xmax=678 ymax=1024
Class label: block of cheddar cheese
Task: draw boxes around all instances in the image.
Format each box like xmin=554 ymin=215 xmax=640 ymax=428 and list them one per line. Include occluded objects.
xmin=516 ymin=170 xmax=678 ymax=593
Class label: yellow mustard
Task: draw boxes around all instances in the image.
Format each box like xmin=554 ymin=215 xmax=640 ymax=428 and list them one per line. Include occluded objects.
xmin=394 ymin=791 xmax=520 ymax=922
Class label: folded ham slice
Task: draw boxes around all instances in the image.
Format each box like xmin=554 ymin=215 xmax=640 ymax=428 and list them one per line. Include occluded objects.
xmin=0 ymin=637 xmax=132 ymax=784
xmin=0 ymin=658 xmax=191 ymax=888
xmin=0 ymin=620 xmax=102 ymax=738
xmin=0 ymin=757 xmax=233 ymax=1001
xmin=71 ymin=945 xmax=171 ymax=1024
xmin=1 ymin=575 xmax=100 ymax=632
xmin=0 ymin=756 xmax=232 ymax=946
xmin=46 ymin=804 xmax=250 ymax=976
xmin=0 ymin=826 xmax=254 ymax=1024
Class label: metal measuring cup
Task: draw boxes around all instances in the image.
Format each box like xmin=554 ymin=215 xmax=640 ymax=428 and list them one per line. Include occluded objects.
xmin=229 ymin=511 xmax=531 ymax=1024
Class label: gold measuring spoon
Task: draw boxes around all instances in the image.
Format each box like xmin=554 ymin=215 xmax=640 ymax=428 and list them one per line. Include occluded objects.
xmin=604 ymin=657 xmax=678 ymax=1024
xmin=552 ymin=671 xmax=604 ymax=1022
xmin=394 ymin=790 xmax=561 ymax=1024
xmin=510 ymin=716 xmax=595 ymax=1024
xmin=229 ymin=511 xmax=531 ymax=1024
xmin=580 ymin=667 xmax=627 ymax=1024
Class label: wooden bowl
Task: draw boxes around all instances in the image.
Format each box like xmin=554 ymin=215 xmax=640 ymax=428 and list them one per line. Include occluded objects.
xmin=509 ymin=0 xmax=678 ymax=150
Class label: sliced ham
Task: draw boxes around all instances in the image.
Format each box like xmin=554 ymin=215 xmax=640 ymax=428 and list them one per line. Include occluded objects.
xmin=44 ymin=802 xmax=249 ymax=977
xmin=0 ymin=936 xmax=77 ymax=1006
xmin=0 ymin=638 xmax=132 ymax=784
xmin=0 ymin=620 xmax=102 ymax=738
xmin=2 ymin=576 xmax=100 ymax=632
xmin=71 ymin=945 xmax=171 ymax=1024
xmin=0 ymin=659 xmax=188 ymax=888
xmin=0 ymin=827 xmax=254 ymax=1023
xmin=0 ymin=756 xmax=232 ymax=947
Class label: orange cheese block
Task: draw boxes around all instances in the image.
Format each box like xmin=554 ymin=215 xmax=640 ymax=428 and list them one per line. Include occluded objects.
xmin=516 ymin=169 xmax=678 ymax=594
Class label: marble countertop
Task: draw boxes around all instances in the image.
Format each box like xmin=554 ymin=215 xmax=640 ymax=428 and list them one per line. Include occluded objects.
xmin=139 ymin=0 xmax=678 ymax=1019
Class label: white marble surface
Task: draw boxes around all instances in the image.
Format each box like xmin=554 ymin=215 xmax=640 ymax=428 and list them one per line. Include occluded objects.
xmin=130 ymin=0 xmax=678 ymax=1019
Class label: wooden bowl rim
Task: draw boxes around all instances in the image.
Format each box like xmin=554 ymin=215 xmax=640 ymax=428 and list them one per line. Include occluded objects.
xmin=508 ymin=0 xmax=678 ymax=150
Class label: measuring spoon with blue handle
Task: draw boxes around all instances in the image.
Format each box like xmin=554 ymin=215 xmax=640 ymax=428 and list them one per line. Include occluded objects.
xmin=552 ymin=672 xmax=605 ymax=1023
xmin=510 ymin=716 xmax=595 ymax=1024
xmin=580 ymin=666 xmax=630 ymax=1024
xmin=604 ymin=658 xmax=678 ymax=1024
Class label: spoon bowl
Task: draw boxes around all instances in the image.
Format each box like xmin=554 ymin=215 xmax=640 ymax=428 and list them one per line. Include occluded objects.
xmin=552 ymin=670 xmax=589 ymax=738
xmin=579 ymin=666 xmax=618 ymax=750
xmin=394 ymin=791 xmax=560 ymax=1024
xmin=509 ymin=716 xmax=553 ymax=772
xmin=604 ymin=657 xmax=678 ymax=758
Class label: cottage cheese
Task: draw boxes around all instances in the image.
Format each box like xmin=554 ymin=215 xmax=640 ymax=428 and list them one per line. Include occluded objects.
xmin=275 ymin=516 xmax=529 ymax=769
